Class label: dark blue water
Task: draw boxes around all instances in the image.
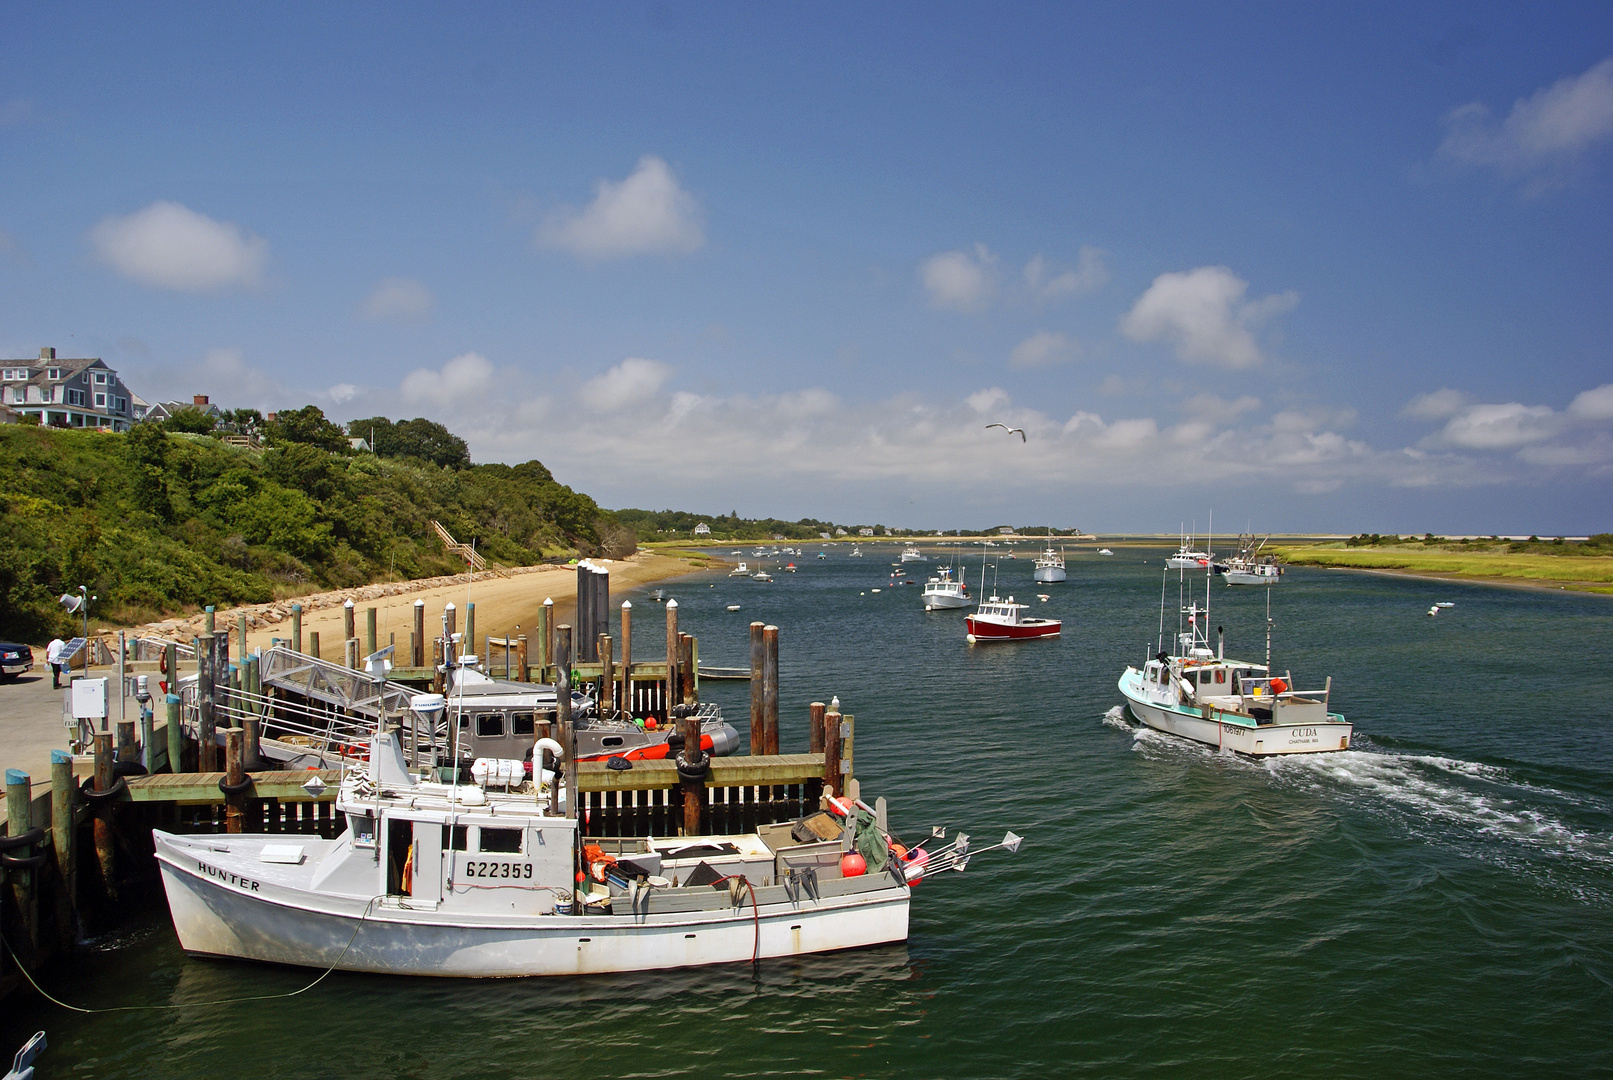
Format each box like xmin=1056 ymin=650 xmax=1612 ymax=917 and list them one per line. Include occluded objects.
xmin=6 ymin=547 xmax=1612 ymax=1078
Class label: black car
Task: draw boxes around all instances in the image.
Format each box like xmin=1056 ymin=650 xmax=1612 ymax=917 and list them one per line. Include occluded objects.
xmin=0 ymin=642 xmax=34 ymax=681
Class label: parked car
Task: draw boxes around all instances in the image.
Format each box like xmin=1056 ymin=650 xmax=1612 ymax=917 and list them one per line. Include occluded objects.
xmin=1 ymin=642 xmax=34 ymax=681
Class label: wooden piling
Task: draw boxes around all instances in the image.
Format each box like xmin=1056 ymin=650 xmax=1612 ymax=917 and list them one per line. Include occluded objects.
xmin=342 ymin=599 xmax=355 ymax=646
xmin=165 ymin=693 xmax=183 ymax=773
xmin=224 ymin=727 xmax=246 ymax=833
xmin=366 ymin=606 xmax=378 ymax=656
xmin=540 ymin=598 xmax=554 ymax=682
xmin=841 ymin=714 xmax=856 ymax=796
xmin=204 ymin=605 xmax=215 ymax=637
xmin=116 ymin=716 xmax=136 ymax=762
xmin=517 ymin=634 xmax=529 ymax=682
xmin=162 ymin=640 xmax=177 ymax=695
xmin=809 ymin=701 xmax=826 ymax=754
xmin=291 ymin=603 xmax=303 ymax=654
xmin=197 ymin=632 xmax=216 ymax=772
xmin=599 ymin=634 xmax=614 ymax=714
xmin=92 ymin=733 xmax=116 ymax=901
xmin=822 ymin=706 xmax=842 ymax=794
xmin=619 ymin=601 xmax=632 ymax=716
xmin=50 ymin=751 xmax=75 ymax=922
xmin=555 ymin=625 xmax=573 ymax=820
xmin=681 ymin=706 xmax=703 ymax=838
xmin=345 ymin=637 xmax=360 ymax=670
xmin=749 ymin=621 xmax=765 ymax=752
xmin=412 ymin=599 xmax=426 ymax=667
xmin=762 ymin=625 xmax=780 ymax=755
xmin=679 ymin=634 xmax=696 ymax=706
xmin=665 ymin=599 xmax=679 ymax=719
xmin=6 ymin=769 xmax=36 ymax=945
xmin=309 ymin=631 xmax=321 ymax=662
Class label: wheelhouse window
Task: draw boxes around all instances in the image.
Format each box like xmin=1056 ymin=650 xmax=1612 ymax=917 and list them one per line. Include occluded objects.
xmin=441 ymin=824 xmax=468 ymax=851
xmin=351 ymin=811 xmax=377 ymax=847
xmin=475 ymin=713 xmax=505 ymax=738
xmin=510 ymin=712 xmax=535 ymax=736
xmin=478 ymin=827 xmax=522 ymax=854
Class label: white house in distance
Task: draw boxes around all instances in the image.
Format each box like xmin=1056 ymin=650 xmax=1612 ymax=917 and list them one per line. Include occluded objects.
xmin=140 ymin=394 xmax=226 ymax=426
xmin=0 ymin=348 xmax=138 ymax=431
xmin=693 ymin=522 xmax=711 ymax=536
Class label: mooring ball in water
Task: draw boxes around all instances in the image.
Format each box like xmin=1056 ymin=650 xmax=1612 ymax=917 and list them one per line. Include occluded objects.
xmin=841 ymin=853 xmax=867 ymax=878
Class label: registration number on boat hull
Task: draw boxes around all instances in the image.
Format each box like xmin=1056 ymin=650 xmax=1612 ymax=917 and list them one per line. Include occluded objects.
xmin=461 ymin=861 xmax=533 ymax=879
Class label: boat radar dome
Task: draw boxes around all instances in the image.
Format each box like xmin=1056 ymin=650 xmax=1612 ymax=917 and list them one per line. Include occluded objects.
xmin=411 ymin=693 xmax=446 ymax=728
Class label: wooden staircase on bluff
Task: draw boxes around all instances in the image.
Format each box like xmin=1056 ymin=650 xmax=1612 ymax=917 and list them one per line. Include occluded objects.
xmin=431 ymin=520 xmax=510 ymax=576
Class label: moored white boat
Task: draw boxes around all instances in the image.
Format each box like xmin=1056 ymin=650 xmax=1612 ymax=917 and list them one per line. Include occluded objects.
xmin=900 ymin=544 xmax=926 ymax=563
xmin=1223 ymin=534 xmax=1283 ymax=586
xmin=921 ymin=565 xmax=970 ymax=610
xmin=155 ymin=724 xmax=1016 ymax=977
xmin=1032 ymin=545 xmax=1066 ymax=583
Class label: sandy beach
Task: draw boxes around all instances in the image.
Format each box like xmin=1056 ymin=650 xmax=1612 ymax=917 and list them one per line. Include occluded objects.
xmin=123 ymin=551 xmax=714 ymax=657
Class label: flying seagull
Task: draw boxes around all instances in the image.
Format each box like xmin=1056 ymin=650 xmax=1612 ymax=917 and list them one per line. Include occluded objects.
xmin=986 ymin=423 xmax=1026 ymax=442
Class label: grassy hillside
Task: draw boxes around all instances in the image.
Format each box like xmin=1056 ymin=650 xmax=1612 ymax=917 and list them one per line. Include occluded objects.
xmin=0 ymin=422 xmax=630 ymax=640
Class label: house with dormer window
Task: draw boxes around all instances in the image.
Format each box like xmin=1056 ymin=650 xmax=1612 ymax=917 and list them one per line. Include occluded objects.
xmin=0 ymin=348 xmax=139 ymax=431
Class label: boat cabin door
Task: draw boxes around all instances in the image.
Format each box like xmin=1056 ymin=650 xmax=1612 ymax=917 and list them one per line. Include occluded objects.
xmin=382 ymin=811 xmax=445 ymax=904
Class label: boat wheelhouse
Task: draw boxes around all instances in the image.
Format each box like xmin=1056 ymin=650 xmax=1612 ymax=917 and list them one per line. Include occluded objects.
xmin=1032 ymin=546 xmax=1066 ymax=583
xmin=921 ymin=565 xmax=970 ymax=610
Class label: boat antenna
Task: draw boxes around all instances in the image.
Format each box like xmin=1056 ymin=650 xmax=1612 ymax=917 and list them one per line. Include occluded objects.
xmin=1264 ymin=585 xmax=1273 ymax=672
xmin=1157 ymin=567 xmax=1167 ymax=656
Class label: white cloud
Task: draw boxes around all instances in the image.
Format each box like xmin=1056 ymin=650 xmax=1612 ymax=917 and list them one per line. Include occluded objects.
xmin=1119 ymin=266 xmax=1298 ymax=368
xmin=1435 ymin=402 xmax=1563 ymax=450
xmin=1440 ymin=58 xmax=1613 ymax=185
xmin=1008 ymin=330 xmax=1079 ymax=369
xmin=359 ymin=277 xmax=434 ymax=323
xmin=324 ymin=383 xmax=361 ymax=405
xmin=967 ymin=387 xmax=1009 ymax=414
xmin=920 ymin=244 xmax=998 ymax=312
xmin=90 ymin=201 xmax=267 ymax=292
xmin=1568 ymin=382 xmax=1613 ymax=422
xmin=1025 ymin=246 xmax=1109 ymax=300
xmin=539 ymin=155 xmax=704 ymax=259
xmin=1183 ymin=393 xmax=1262 ymax=419
xmin=401 ymin=352 xmax=496 ymax=407
xmin=579 ymin=357 xmax=673 ymax=412
xmin=1403 ymin=388 xmax=1472 ymax=419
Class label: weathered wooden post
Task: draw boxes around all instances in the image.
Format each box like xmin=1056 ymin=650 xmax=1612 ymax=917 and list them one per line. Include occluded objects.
xmin=762 ymin=625 xmax=780 ymax=755
xmin=366 ymin=606 xmax=377 ymax=657
xmin=165 ymin=693 xmax=183 ymax=773
xmin=517 ymin=634 xmax=529 ymax=682
xmin=465 ymin=602 xmax=476 ymax=664
xmin=345 ymin=637 xmax=360 ymax=670
xmin=749 ymin=621 xmax=765 ymax=753
xmin=238 ymin=612 xmax=249 ymax=659
xmin=444 ymin=603 xmax=457 ymax=664
xmin=841 ymin=714 xmax=856 ymax=797
xmin=342 ymin=599 xmax=355 ymax=649
xmin=291 ymin=603 xmax=303 ymax=654
xmin=822 ymin=703 xmax=842 ymax=795
xmin=809 ymin=701 xmax=826 ymax=754
xmin=679 ymin=634 xmax=696 ymax=706
xmin=162 ymin=640 xmax=177 ymax=695
xmin=204 ymin=605 xmax=215 ymax=637
xmin=92 ymin=732 xmax=117 ymax=901
xmin=540 ymin=598 xmax=554 ymax=682
xmin=309 ymin=631 xmax=321 ymax=662
xmin=116 ymin=712 xmax=136 ymax=763
xmin=50 ymin=750 xmax=76 ymax=920
xmin=197 ymin=631 xmax=216 ymax=772
xmin=599 ymin=634 xmax=614 ymax=714
xmin=679 ymin=698 xmax=704 ymax=839
xmin=554 ymin=625 xmax=573 ymax=820
xmin=6 ymin=769 xmax=37 ymax=946
xmin=619 ymin=601 xmax=633 ymax=716
xmin=664 ymin=599 xmax=679 ymax=720
xmin=412 ymin=599 xmax=425 ymax=668
xmin=224 ymin=728 xmax=246 ymax=833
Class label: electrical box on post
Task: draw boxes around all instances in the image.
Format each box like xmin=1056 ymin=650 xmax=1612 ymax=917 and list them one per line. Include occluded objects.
xmin=72 ymin=676 xmax=109 ymax=720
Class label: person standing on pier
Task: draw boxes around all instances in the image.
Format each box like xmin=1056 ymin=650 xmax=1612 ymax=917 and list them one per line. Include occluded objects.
xmin=47 ymin=635 xmax=68 ymax=688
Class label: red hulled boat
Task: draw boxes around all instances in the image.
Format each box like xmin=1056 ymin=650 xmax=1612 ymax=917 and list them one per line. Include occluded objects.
xmin=965 ymin=595 xmax=1061 ymax=643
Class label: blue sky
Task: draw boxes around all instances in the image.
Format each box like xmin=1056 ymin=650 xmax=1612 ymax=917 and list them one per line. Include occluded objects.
xmin=3 ymin=4 xmax=1611 ymax=533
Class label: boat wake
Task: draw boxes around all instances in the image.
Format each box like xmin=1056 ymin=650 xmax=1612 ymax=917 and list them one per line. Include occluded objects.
xmin=1100 ymin=704 xmax=1613 ymax=901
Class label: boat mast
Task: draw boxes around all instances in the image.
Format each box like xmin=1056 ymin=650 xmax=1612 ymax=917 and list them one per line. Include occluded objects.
xmin=1264 ymin=585 xmax=1273 ymax=672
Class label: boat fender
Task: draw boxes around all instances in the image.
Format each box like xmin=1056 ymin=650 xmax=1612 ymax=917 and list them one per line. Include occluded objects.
xmin=664 ymin=732 xmax=684 ymax=755
xmin=675 ymin=752 xmax=709 ymax=784
xmin=78 ymin=776 xmax=128 ymax=803
xmin=1 ymin=849 xmax=46 ymax=869
xmin=606 ymin=755 xmax=632 ymax=771
xmin=644 ymin=717 xmax=658 ymax=731
xmin=0 ymin=826 xmax=44 ymax=852
xmin=112 ymin=760 xmax=148 ymax=778
xmin=218 ymin=774 xmax=254 ymax=796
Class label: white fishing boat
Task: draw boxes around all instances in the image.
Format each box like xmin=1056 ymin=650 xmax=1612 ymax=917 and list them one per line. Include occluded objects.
xmin=900 ymin=544 xmax=926 ymax=563
xmin=154 ymin=722 xmax=1020 ymax=978
xmin=1032 ymin=545 xmax=1067 ymax=583
xmin=1098 ymin=549 xmax=1113 ymax=556
xmin=1223 ymin=534 xmax=1283 ymax=586
xmin=1165 ymin=541 xmax=1214 ymax=570
xmin=921 ymin=565 xmax=970 ymax=610
xmin=1118 ymin=577 xmax=1350 ymax=756
xmin=849 ymin=546 xmax=863 ymax=558
xmin=729 ymin=562 xmax=751 ymax=576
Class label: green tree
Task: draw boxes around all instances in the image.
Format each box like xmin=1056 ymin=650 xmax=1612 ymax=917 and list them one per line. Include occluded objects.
xmin=266 ymin=405 xmax=349 ymax=452
xmin=163 ymin=406 xmax=219 ymax=434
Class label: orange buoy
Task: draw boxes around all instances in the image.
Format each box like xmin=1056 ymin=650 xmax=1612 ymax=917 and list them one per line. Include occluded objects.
xmin=840 ymin=853 xmax=866 ymax=878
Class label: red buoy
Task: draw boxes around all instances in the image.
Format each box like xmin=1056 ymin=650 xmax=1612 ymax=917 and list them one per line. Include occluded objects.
xmin=840 ymin=853 xmax=866 ymax=878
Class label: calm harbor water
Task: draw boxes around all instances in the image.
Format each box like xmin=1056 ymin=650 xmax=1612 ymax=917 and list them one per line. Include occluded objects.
xmin=5 ymin=547 xmax=1612 ymax=1078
